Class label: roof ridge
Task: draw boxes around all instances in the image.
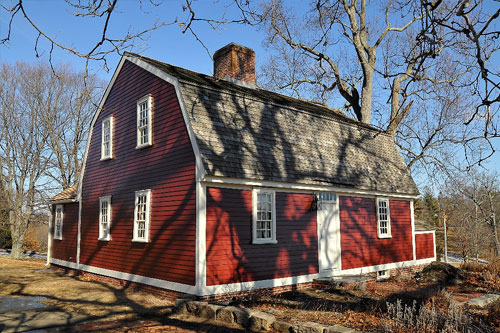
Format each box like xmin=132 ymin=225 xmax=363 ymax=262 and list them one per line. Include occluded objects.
xmin=124 ymin=52 xmax=387 ymax=136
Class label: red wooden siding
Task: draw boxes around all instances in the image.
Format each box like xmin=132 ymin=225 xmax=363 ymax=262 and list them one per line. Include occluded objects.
xmin=415 ymin=233 xmax=434 ymax=259
xmin=79 ymin=60 xmax=196 ymax=285
xmin=52 ymin=202 xmax=78 ymax=263
xmin=340 ymin=197 xmax=413 ymax=269
xmin=206 ymin=187 xmax=318 ymax=286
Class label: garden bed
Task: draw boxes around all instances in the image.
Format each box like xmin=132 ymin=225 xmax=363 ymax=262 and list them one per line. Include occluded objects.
xmin=230 ymin=263 xmax=500 ymax=332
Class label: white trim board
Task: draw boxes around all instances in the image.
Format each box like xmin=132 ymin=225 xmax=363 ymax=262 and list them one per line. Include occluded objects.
xmin=200 ymin=273 xmax=320 ymax=296
xmin=50 ymin=259 xmax=197 ymax=295
xmin=336 ymin=258 xmax=436 ymax=277
xmin=411 ymin=200 xmax=416 ymax=261
xmin=50 ymin=258 xmax=79 ymax=269
xmin=415 ymin=230 xmax=436 ymax=234
xmin=195 ymin=182 xmax=207 ymax=295
xmin=203 ymin=176 xmax=419 ymax=200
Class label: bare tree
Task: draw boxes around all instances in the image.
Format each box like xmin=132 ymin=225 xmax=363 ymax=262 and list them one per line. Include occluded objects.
xmin=216 ymin=0 xmax=500 ymax=174
xmin=0 ymin=63 xmax=52 ymax=258
xmin=445 ymin=168 xmax=500 ymax=256
xmin=41 ymin=67 xmax=102 ymax=190
xmin=444 ymin=191 xmax=490 ymax=261
xmin=0 ymin=62 xmax=100 ymax=258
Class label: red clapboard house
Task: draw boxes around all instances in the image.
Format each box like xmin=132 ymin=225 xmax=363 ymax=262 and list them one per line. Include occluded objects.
xmin=48 ymin=43 xmax=436 ymax=298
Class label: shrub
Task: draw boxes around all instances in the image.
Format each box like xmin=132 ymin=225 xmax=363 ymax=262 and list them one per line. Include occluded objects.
xmin=23 ymin=224 xmax=41 ymax=252
xmin=487 ymin=257 xmax=500 ymax=277
xmin=0 ymin=226 xmax=12 ymax=249
xmin=383 ymin=298 xmax=490 ymax=332
xmin=462 ymin=262 xmax=486 ymax=273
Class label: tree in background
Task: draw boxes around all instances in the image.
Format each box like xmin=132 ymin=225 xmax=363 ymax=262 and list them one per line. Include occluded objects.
xmin=0 ymin=62 xmax=101 ymax=258
xmin=443 ymin=168 xmax=500 ymax=258
xmin=41 ymin=64 xmax=101 ymax=190
xmin=0 ymin=179 xmax=11 ymax=249
xmin=420 ymin=191 xmax=444 ymax=260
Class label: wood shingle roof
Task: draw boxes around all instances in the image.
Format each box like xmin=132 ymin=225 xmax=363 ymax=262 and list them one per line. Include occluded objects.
xmin=131 ymin=53 xmax=419 ymax=196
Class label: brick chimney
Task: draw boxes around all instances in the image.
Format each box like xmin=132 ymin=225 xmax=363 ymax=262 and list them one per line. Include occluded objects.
xmin=213 ymin=43 xmax=256 ymax=85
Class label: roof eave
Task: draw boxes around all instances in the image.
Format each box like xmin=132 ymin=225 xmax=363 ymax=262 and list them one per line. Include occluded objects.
xmin=49 ymin=198 xmax=78 ymax=204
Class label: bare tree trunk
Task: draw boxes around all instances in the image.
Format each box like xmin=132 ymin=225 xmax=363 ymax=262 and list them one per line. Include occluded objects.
xmin=492 ymin=212 xmax=500 ymax=257
xmin=359 ymin=71 xmax=372 ymax=124
xmin=9 ymin=211 xmax=28 ymax=259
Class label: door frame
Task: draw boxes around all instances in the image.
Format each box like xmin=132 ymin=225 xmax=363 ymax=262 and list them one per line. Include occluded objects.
xmin=316 ymin=192 xmax=342 ymax=276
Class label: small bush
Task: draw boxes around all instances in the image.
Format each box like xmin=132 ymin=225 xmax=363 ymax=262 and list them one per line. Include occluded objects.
xmin=462 ymin=262 xmax=486 ymax=273
xmin=23 ymin=224 xmax=41 ymax=252
xmin=0 ymin=226 xmax=12 ymax=249
xmin=487 ymin=257 xmax=500 ymax=276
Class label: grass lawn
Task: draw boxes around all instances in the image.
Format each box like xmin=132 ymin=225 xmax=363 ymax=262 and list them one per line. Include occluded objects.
xmin=0 ymin=257 xmax=244 ymax=332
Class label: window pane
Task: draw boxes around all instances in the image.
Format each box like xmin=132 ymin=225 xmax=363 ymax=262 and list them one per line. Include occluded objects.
xmin=255 ymin=191 xmax=274 ymax=240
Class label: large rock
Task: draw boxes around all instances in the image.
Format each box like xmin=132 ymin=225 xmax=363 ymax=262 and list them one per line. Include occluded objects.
xmin=199 ymin=304 xmax=222 ymax=320
xmin=248 ymin=310 xmax=275 ymax=331
xmin=293 ymin=321 xmax=326 ymax=333
xmin=467 ymin=294 xmax=500 ymax=308
xmin=173 ymin=298 xmax=189 ymax=314
xmin=273 ymin=320 xmax=294 ymax=332
xmin=185 ymin=301 xmax=207 ymax=316
xmin=324 ymin=324 xmax=358 ymax=332
xmin=216 ymin=306 xmax=250 ymax=326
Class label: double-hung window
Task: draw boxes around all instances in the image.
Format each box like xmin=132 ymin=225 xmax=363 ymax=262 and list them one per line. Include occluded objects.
xmin=377 ymin=198 xmax=392 ymax=238
xmin=136 ymin=95 xmax=153 ymax=149
xmin=101 ymin=116 xmax=113 ymax=160
xmin=252 ymin=189 xmax=277 ymax=244
xmin=133 ymin=189 xmax=151 ymax=242
xmin=54 ymin=205 xmax=63 ymax=240
xmin=99 ymin=196 xmax=111 ymax=241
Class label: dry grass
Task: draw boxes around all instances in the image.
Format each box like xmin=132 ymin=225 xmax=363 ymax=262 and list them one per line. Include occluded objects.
xmin=0 ymin=256 xmax=173 ymax=321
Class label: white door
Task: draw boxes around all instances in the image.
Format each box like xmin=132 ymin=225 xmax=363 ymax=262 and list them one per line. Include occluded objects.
xmin=317 ymin=193 xmax=341 ymax=274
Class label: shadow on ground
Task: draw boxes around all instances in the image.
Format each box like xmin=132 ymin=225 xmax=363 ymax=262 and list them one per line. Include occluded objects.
xmin=0 ymin=258 xmax=243 ymax=332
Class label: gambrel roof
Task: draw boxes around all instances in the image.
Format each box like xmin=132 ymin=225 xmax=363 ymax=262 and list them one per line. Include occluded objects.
xmin=128 ymin=53 xmax=419 ymax=196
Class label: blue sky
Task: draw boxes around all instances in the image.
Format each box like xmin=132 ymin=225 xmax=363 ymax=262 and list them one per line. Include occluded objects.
xmin=0 ymin=0 xmax=266 ymax=79
xmin=1 ymin=0 xmax=499 ymax=181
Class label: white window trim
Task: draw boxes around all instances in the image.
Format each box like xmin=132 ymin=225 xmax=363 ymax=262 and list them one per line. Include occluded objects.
xmin=98 ymin=196 xmax=112 ymax=241
xmin=136 ymin=95 xmax=153 ymax=149
xmin=101 ymin=116 xmax=114 ymax=160
xmin=54 ymin=204 xmax=63 ymax=240
xmin=252 ymin=189 xmax=277 ymax=244
xmin=376 ymin=198 xmax=392 ymax=238
xmin=133 ymin=189 xmax=151 ymax=242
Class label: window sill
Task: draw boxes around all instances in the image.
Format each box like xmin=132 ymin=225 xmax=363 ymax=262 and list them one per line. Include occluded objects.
xmin=377 ymin=234 xmax=392 ymax=239
xmin=252 ymin=239 xmax=278 ymax=245
xmin=100 ymin=156 xmax=113 ymax=161
xmin=53 ymin=237 xmax=62 ymax=241
xmin=132 ymin=238 xmax=149 ymax=243
xmin=135 ymin=143 xmax=152 ymax=150
xmin=98 ymin=237 xmax=111 ymax=241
